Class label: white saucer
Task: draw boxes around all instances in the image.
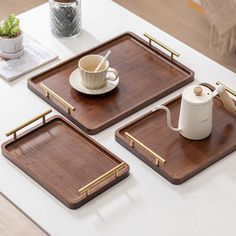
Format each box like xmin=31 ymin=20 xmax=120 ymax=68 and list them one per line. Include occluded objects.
xmin=69 ymin=68 xmax=119 ymax=95
xmin=0 ymin=48 xmax=24 ymax=59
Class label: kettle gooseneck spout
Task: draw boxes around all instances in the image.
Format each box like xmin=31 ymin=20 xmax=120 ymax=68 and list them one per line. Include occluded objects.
xmin=152 ymin=106 xmax=181 ymax=132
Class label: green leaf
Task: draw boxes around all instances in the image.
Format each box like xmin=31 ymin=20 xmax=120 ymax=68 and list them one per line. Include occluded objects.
xmin=11 ymin=26 xmax=20 ymax=35
xmin=0 ymin=14 xmax=21 ymax=37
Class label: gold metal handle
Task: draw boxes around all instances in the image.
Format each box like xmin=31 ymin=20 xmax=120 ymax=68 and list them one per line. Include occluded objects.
xmin=125 ymin=132 xmax=165 ymax=166
xmin=78 ymin=162 xmax=126 ymax=196
xmin=6 ymin=109 xmax=52 ymax=140
xmin=144 ymin=32 xmax=180 ymax=60
xmin=216 ymin=81 xmax=236 ymax=97
xmin=40 ymin=83 xmax=76 ymax=114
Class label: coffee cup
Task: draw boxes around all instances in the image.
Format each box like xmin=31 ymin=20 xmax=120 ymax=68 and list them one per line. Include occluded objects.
xmin=78 ymin=54 xmax=118 ymax=89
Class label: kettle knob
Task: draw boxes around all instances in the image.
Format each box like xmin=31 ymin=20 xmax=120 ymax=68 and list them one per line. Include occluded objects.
xmin=193 ymin=86 xmax=203 ymax=96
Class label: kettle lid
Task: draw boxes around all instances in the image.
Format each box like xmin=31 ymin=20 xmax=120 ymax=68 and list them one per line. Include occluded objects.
xmin=182 ymin=85 xmax=212 ymax=105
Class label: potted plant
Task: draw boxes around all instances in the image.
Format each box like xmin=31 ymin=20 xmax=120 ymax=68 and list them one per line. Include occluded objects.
xmin=0 ymin=14 xmax=24 ymax=58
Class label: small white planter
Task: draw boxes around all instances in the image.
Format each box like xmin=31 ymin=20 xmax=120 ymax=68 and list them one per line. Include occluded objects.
xmin=0 ymin=32 xmax=23 ymax=54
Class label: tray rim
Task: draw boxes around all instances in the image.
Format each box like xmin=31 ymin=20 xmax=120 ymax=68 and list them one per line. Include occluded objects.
xmin=28 ymin=31 xmax=194 ymax=82
xmin=115 ymin=83 xmax=236 ymax=185
xmin=2 ymin=115 xmax=130 ymax=209
xmin=27 ymin=31 xmax=194 ymax=135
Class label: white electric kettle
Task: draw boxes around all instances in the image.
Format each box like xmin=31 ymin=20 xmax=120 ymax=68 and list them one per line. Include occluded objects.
xmin=153 ymin=84 xmax=236 ymax=140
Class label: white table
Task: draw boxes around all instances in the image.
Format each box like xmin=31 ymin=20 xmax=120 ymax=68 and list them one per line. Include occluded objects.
xmin=0 ymin=1 xmax=236 ymax=235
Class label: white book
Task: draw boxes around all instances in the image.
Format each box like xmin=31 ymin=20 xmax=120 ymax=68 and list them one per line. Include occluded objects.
xmin=0 ymin=34 xmax=58 ymax=81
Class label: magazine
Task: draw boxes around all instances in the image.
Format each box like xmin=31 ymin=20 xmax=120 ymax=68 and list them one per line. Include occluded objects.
xmin=0 ymin=34 xmax=58 ymax=81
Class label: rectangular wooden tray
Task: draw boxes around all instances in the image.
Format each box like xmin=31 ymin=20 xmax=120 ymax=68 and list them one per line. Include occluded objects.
xmin=115 ymin=83 xmax=236 ymax=184
xmin=1 ymin=111 xmax=129 ymax=209
xmin=28 ymin=32 xmax=194 ymax=134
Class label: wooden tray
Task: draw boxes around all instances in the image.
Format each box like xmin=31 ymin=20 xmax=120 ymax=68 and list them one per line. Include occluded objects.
xmin=28 ymin=32 xmax=194 ymax=134
xmin=1 ymin=110 xmax=129 ymax=209
xmin=115 ymin=83 xmax=236 ymax=184
xmin=0 ymin=193 xmax=49 ymax=235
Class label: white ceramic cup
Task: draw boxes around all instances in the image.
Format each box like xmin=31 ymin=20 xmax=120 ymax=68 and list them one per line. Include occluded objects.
xmin=78 ymin=54 xmax=118 ymax=89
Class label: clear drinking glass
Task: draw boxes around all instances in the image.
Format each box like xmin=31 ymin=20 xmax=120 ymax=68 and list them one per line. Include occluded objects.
xmin=49 ymin=0 xmax=81 ymax=38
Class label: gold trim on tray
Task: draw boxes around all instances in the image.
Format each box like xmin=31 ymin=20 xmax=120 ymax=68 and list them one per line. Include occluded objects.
xmin=40 ymin=83 xmax=76 ymax=114
xmin=216 ymin=81 xmax=236 ymax=97
xmin=78 ymin=162 xmax=126 ymax=197
xmin=6 ymin=109 xmax=52 ymax=140
xmin=144 ymin=32 xmax=180 ymax=60
xmin=125 ymin=132 xmax=166 ymax=166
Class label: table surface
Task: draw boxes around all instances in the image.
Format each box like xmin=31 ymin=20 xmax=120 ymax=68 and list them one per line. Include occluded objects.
xmin=0 ymin=1 xmax=236 ymax=236
xmin=0 ymin=193 xmax=48 ymax=236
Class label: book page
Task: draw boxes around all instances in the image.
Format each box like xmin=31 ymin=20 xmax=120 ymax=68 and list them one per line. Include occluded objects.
xmin=0 ymin=34 xmax=58 ymax=81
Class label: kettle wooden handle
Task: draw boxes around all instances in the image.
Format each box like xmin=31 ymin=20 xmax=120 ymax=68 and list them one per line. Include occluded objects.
xmin=218 ymin=90 xmax=236 ymax=114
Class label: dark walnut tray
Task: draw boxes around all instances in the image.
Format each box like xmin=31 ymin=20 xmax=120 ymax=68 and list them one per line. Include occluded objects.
xmin=115 ymin=84 xmax=236 ymax=185
xmin=28 ymin=32 xmax=194 ymax=135
xmin=1 ymin=110 xmax=129 ymax=209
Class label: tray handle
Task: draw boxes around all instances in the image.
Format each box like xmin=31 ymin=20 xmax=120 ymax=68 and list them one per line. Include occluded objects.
xmin=144 ymin=32 xmax=180 ymax=60
xmin=216 ymin=81 xmax=236 ymax=97
xmin=125 ymin=132 xmax=166 ymax=166
xmin=6 ymin=109 xmax=52 ymax=140
xmin=40 ymin=83 xmax=76 ymax=115
xmin=78 ymin=162 xmax=126 ymax=197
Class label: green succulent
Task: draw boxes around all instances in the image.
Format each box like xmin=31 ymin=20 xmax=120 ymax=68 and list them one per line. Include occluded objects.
xmin=0 ymin=14 xmax=21 ymax=38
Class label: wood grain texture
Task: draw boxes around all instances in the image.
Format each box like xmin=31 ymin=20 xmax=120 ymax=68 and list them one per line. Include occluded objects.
xmin=1 ymin=116 xmax=129 ymax=209
xmin=28 ymin=32 xmax=194 ymax=135
xmin=0 ymin=0 xmax=46 ymax=20
xmin=115 ymin=84 xmax=236 ymax=184
xmin=114 ymin=0 xmax=236 ymax=72
xmin=0 ymin=193 xmax=48 ymax=236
